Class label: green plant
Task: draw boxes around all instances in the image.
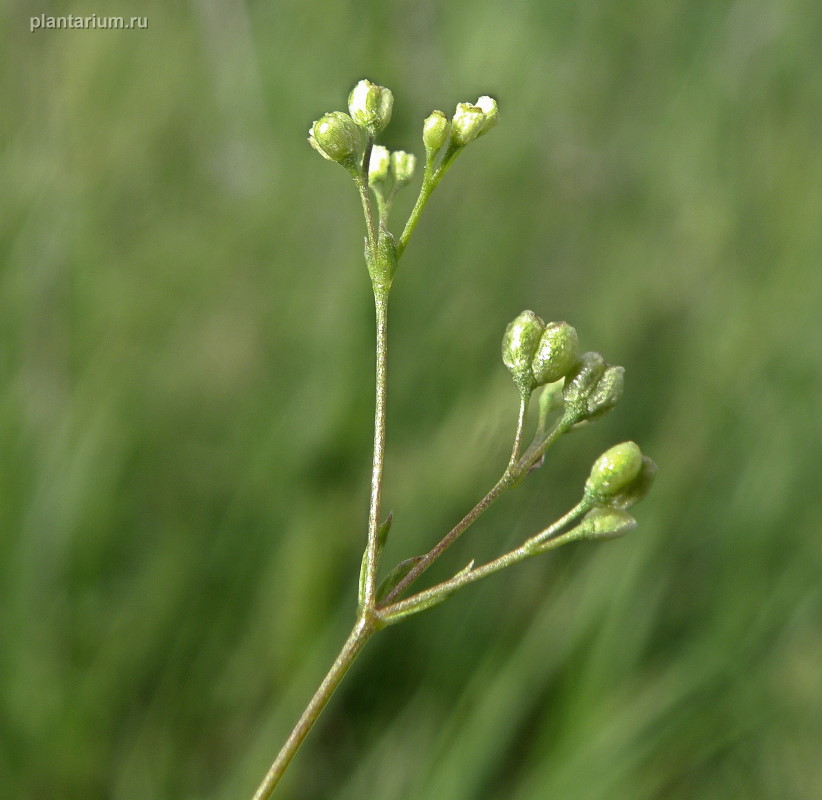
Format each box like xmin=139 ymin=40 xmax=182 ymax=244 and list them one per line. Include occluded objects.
xmin=251 ymin=79 xmax=656 ymax=800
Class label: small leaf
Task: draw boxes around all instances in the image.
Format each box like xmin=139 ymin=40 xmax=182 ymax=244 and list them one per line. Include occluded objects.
xmin=358 ymin=512 xmax=394 ymax=607
xmin=378 ymin=512 xmax=393 ymax=551
xmin=376 ymin=556 xmax=424 ymax=603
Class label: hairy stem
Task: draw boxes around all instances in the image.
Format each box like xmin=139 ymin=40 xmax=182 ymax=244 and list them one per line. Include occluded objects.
xmin=251 ymin=616 xmax=376 ymax=800
xmin=362 ymin=290 xmax=390 ymax=606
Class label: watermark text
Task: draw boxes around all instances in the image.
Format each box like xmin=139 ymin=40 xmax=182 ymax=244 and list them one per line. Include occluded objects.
xmin=30 ymin=14 xmax=148 ymax=32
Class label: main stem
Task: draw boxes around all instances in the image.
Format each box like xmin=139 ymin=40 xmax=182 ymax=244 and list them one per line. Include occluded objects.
xmin=362 ymin=290 xmax=390 ymax=606
xmin=251 ymin=617 xmax=376 ymax=800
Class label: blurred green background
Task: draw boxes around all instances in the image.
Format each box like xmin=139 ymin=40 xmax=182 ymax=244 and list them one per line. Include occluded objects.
xmin=2 ymin=0 xmax=821 ymax=798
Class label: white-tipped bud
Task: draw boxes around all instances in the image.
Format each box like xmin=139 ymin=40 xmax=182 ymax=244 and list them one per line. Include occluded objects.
xmin=450 ymin=103 xmax=486 ymax=146
xmin=423 ymin=110 xmax=450 ymax=151
xmin=391 ymin=150 xmax=416 ymax=184
xmin=474 ymin=96 xmax=499 ymax=137
xmin=348 ymin=79 xmax=394 ymax=135
xmin=308 ymin=112 xmax=362 ymax=167
xmin=368 ymin=145 xmax=391 ymax=184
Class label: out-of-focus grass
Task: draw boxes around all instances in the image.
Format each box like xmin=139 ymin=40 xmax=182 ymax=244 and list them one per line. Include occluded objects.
xmin=1 ymin=0 xmax=820 ymax=798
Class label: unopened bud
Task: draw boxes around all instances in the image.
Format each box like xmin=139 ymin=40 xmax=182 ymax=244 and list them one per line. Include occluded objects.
xmin=309 ymin=112 xmax=361 ymax=167
xmin=502 ymin=310 xmax=545 ymax=395
xmin=451 ymin=103 xmax=486 ymax=146
xmin=605 ymin=456 xmax=657 ymax=510
xmin=578 ymin=507 xmax=637 ymax=541
xmin=423 ymin=110 xmax=450 ymax=151
xmin=531 ymin=321 xmax=580 ymax=386
xmin=391 ymin=150 xmax=416 ymax=184
xmin=587 ymin=365 xmax=624 ymax=418
xmin=586 ymin=441 xmax=644 ymax=498
xmin=348 ymin=79 xmax=394 ymax=135
xmin=474 ymin=96 xmax=499 ymax=137
xmin=368 ymin=145 xmax=391 ymax=183
xmin=563 ymin=351 xmax=606 ymax=407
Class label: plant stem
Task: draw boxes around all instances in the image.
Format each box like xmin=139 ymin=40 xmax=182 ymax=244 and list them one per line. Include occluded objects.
xmin=508 ymin=396 xmax=530 ymax=469
xmin=397 ymin=147 xmax=460 ymax=257
xmin=380 ymin=471 xmax=513 ymax=606
xmin=381 ymin=412 xmax=573 ymax=606
xmin=251 ymin=616 xmax=377 ymax=800
xmin=362 ymin=290 xmax=390 ymax=607
xmin=381 ymin=500 xmax=591 ymax=621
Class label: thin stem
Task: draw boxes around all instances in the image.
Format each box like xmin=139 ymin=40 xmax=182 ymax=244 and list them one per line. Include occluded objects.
xmin=381 ymin=500 xmax=591 ymax=621
xmin=252 ymin=616 xmax=376 ymax=800
xmin=362 ymin=290 xmax=390 ymax=607
xmin=380 ymin=471 xmax=513 ymax=606
xmin=381 ymin=412 xmax=574 ymax=606
xmin=508 ymin=395 xmax=530 ymax=469
xmin=355 ymin=175 xmax=378 ymax=253
xmin=397 ymin=146 xmax=460 ymax=257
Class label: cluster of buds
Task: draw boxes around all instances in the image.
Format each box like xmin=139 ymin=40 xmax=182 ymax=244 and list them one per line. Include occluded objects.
xmin=308 ymin=79 xmax=500 ymax=193
xmin=368 ymin=145 xmax=417 ymax=187
xmin=308 ymin=79 xmax=395 ymax=171
xmin=421 ymin=96 xmax=499 ymax=158
xmin=502 ymin=310 xmax=580 ymax=399
xmin=575 ymin=441 xmax=657 ymax=540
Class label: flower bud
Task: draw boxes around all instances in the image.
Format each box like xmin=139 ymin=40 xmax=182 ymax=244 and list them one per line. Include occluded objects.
xmin=563 ymin=351 xmax=606 ymax=407
xmin=450 ymin=103 xmax=486 ymax=146
xmin=605 ymin=456 xmax=657 ymax=510
xmin=309 ymin=112 xmax=362 ymax=167
xmin=502 ymin=310 xmax=545 ymax=395
xmin=348 ymin=79 xmax=394 ymax=134
xmin=391 ymin=150 xmax=416 ymax=184
xmin=587 ymin=365 xmax=624 ymax=418
xmin=423 ymin=110 xmax=450 ymax=151
xmin=585 ymin=441 xmax=644 ymax=498
xmin=368 ymin=145 xmax=391 ymax=184
xmin=578 ymin=507 xmax=637 ymax=541
xmin=474 ymin=96 xmax=499 ymax=137
xmin=531 ymin=321 xmax=580 ymax=386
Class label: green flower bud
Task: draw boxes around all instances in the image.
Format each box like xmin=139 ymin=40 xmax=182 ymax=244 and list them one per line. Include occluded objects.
xmin=502 ymin=310 xmax=545 ymax=395
xmin=605 ymin=456 xmax=657 ymax=510
xmin=563 ymin=351 xmax=606 ymax=407
xmin=309 ymin=112 xmax=362 ymax=167
xmin=450 ymin=102 xmax=486 ymax=146
xmin=391 ymin=150 xmax=416 ymax=184
xmin=578 ymin=507 xmax=637 ymax=541
xmin=348 ymin=79 xmax=394 ymax=135
xmin=531 ymin=321 xmax=580 ymax=386
xmin=587 ymin=365 xmax=624 ymax=418
xmin=474 ymin=96 xmax=499 ymax=137
xmin=586 ymin=441 xmax=644 ymax=498
xmin=423 ymin=110 xmax=450 ymax=151
xmin=368 ymin=145 xmax=391 ymax=184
